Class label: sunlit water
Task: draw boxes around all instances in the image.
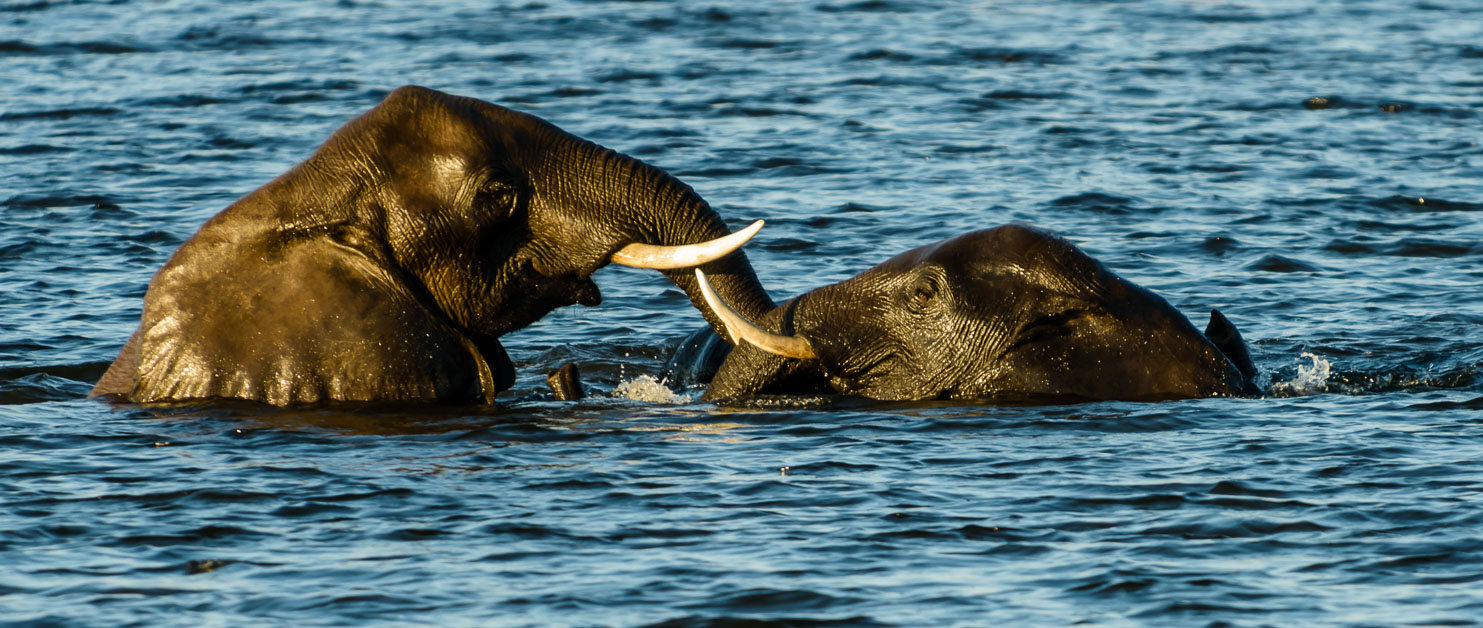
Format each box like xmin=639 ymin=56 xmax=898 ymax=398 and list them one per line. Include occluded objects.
xmin=4 ymin=1 xmax=1483 ymax=625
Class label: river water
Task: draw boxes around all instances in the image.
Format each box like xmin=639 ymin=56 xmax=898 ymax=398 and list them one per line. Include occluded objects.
xmin=3 ymin=1 xmax=1483 ymax=625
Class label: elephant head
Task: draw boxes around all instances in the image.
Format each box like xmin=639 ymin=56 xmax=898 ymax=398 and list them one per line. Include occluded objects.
xmin=312 ymin=85 xmax=774 ymax=338
xmin=92 ymin=86 xmax=775 ymax=405
xmin=694 ymin=224 xmax=1259 ymax=402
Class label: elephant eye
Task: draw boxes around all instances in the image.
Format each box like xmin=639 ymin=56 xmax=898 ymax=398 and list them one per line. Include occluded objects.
xmin=908 ymin=274 xmax=940 ymax=309
xmin=477 ymin=179 xmax=517 ymax=216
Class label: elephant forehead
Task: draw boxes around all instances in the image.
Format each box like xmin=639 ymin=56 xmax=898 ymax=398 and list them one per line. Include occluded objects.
xmin=945 ymin=226 xmax=1094 ymax=272
xmin=341 ymin=87 xmax=541 ymax=167
xmin=865 ymin=225 xmax=1112 ymax=298
xmin=378 ymin=86 xmax=515 ymax=132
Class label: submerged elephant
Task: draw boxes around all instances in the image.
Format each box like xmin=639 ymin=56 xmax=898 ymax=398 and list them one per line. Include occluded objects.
xmin=92 ymin=85 xmax=777 ymax=405
xmin=668 ymin=224 xmax=1258 ymax=402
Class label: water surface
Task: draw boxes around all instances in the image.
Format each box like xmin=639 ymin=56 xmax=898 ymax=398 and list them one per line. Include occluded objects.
xmin=4 ymin=1 xmax=1483 ymax=625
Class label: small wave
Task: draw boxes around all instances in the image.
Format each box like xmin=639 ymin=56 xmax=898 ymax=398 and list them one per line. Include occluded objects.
xmin=613 ymin=375 xmax=692 ymax=404
xmin=847 ymin=48 xmax=915 ymax=62
xmin=0 ymin=373 xmax=92 ymax=405
xmin=132 ymin=94 xmax=229 ymax=109
xmin=2 ymin=193 xmax=124 ymax=209
xmin=953 ymin=47 xmax=1061 ymax=65
xmin=595 ymin=70 xmax=663 ymax=84
xmin=0 ymin=107 xmax=121 ymax=122
xmin=1048 ymin=192 xmax=1146 ymax=214
xmin=817 ymin=0 xmax=919 ymax=13
xmin=0 ymin=40 xmax=153 ymax=55
xmin=1246 ymin=254 xmax=1324 ymax=273
xmin=1369 ymin=195 xmax=1483 ymax=213
xmin=1271 ymin=353 xmax=1333 ymax=397
xmin=0 ymin=144 xmax=73 ymax=155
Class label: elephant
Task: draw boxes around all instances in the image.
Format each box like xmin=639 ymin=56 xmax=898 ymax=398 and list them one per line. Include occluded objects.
xmin=90 ymin=85 xmax=777 ymax=406
xmin=665 ymin=224 xmax=1259 ymax=403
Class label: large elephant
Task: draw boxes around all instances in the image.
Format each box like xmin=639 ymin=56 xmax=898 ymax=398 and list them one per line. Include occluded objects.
xmin=668 ymin=224 xmax=1259 ymax=402
xmin=91 ymin=86 xmax=775 ymax=406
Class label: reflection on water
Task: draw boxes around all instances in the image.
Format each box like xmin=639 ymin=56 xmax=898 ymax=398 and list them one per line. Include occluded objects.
xmin=623 ymin=421 xmax=752 ymax=444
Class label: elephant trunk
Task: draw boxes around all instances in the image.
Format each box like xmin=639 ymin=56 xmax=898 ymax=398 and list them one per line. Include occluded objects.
xmin=652 ymin=208 xmax=778 ymax=337
xmin=694 ymin=269 xmax=815 ymax=358
xmin=542 ymin=134 xmax=778 ymax=338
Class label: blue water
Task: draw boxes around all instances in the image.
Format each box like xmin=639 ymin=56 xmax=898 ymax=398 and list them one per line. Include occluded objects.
xmin=4 ymin=0 xmax=1483 ymax=625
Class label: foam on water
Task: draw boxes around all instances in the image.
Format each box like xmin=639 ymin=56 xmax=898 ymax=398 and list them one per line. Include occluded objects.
xmin=1270 ymin=352 xmax=1334 ymax=397
xmin=612 ymin=374 xmax=692 ymax=404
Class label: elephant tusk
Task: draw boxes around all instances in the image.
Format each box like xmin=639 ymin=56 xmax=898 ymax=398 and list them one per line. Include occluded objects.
xmin=610 ymin=220 xmax=765 ymax=270
xmin=694 ymin=268 xmax=817 ymax=360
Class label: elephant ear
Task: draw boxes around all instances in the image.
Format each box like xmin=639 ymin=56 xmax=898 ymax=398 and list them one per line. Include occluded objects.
xmin=90 ymin=329 xmax=143 ymax=398
xmin=1205 ymin=309 xmax=1257 ymax=382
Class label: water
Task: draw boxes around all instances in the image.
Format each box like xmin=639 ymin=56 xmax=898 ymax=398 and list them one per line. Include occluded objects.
xmin=4 ymin=0 xmax=1483 ymax=624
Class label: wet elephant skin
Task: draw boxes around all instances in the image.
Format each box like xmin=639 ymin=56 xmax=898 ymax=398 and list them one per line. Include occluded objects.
xmin=670 ymin=224 xmax=1259 ymax=403
xmin=92 ymin=86 xmax=774 ymax=406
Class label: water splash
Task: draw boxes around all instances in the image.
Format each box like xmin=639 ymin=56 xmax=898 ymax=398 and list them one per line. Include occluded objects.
xmin=613 ymin=375 xmax=692 ymax=404
xmin=1271 ymin=352 xmax=1333 ymax=396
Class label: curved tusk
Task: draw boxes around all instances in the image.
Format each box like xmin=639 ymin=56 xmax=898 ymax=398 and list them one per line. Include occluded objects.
xmin=694 ymin=268 xmax=817 ymax=360
xmin=610 ymin=220 xmax=765 ymax=270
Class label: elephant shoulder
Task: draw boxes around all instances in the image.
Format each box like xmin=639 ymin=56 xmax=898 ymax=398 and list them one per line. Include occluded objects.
xmin=129 ymin=232 xmax=497 ymax=405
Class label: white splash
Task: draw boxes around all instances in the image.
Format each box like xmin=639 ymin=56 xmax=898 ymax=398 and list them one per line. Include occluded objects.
xmin=612 ymin=374 xmax=692 ymax=404
xmin=1271 ymin=352 xmax=1333 ymax=396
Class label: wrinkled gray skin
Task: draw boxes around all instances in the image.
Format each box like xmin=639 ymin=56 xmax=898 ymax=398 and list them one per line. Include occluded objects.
xmin=92 ymin=86 xmax=773 ymax=405
xmin=667 ymin=225 xmax=1258 ymax=403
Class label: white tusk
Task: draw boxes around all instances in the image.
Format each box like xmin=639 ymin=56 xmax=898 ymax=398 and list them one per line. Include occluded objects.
xmin=610 ymin=219 xmax=764 ymax=270
xmin=694 ymin=268 xmax=817 ymax=360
